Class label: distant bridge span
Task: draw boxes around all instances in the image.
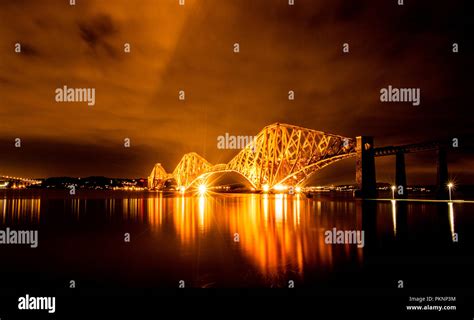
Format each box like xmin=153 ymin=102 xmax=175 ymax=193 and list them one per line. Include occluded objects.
xmin=0 ymin=175 xmax=41 ymax=188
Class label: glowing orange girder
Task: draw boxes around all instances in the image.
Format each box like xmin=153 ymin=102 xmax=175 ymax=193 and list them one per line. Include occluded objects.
xmin=226 ymin=123 xmax=356 ymax=188
xmin=147 ymin=123 xmax=356 ymax=190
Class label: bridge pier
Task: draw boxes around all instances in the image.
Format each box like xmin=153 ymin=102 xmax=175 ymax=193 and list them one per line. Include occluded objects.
xmin=395 ymin=152 xmax=407 ymax=199
xmin=436 ymin=147 xmax=449 ymax=199
xmin=355 ymin=136 xmax=377 ymax=198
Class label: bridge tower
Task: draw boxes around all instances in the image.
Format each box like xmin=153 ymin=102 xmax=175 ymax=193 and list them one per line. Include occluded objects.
xmin=355 ymin=136 xmax=377 ymax=198
xmin=395 ymin=151 xmax=407 ymax=199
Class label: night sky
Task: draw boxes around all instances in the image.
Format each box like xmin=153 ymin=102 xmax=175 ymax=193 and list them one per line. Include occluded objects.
xmin=0 ymin=0 xmax=472 ymax=185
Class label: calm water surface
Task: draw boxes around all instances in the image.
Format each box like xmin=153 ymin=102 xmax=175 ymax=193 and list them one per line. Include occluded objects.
xmin=0 ymin=190 xmax=473 ymax=291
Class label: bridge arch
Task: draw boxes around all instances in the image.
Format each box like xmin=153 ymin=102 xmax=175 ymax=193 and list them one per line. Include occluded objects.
xmin=275 ymin=152 xmax=357 ymax=187
xmin=184 ymin=169 xmax=258 ymax=191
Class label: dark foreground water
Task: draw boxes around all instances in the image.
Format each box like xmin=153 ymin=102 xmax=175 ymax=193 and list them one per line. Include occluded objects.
xmin=0 ymin=190 xmax=473 ymax=294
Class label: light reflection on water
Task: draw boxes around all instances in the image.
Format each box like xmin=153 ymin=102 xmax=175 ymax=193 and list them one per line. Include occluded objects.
xmin=0 ymin=197 xmax=41 ymax=224
xmin=0 ymin=191 xmax=466 ymax=287
xmin=102 ymin=194 xmax=363 ymax=275
xmin=391 ymin=200 xmax=397 ymax=236
xmin=448 ymin=202 xmax=456 ymax=242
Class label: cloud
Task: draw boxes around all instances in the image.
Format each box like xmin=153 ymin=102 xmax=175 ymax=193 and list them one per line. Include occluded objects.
xmin=78 ymin=13 xmax=119 ymax=56
xmin=0 ymin=0 xmax=472 ymax=183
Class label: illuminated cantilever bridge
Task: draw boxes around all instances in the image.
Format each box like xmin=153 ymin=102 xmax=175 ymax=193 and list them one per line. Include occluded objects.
xmin=148 ymin=123 xmax=470 ymax=198
xmin=149 ymin=123 xmax=356 ymax=191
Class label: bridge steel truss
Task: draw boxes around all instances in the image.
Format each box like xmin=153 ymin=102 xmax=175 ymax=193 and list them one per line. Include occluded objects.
xmin=147 ymin=163 xmax=170 ymax=189
xmin=147 ymin=123 xmax=357 ymax=191
xmin=172 ymin=152 xmax=213 ymax=188
xmin=226 ymin=123 xmax=356 ymax=189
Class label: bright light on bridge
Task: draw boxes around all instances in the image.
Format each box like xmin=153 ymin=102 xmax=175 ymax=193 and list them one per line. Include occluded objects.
xmin=179 ymin=186 xmax=186 ymax=194
xmin=198 ymin=184 xmax=207 ymax=195
xmin=262 ymin=184 xmax=270 ymax=193
xmin=273 ymin=184 xmax=288 ymax=193
xmin=295 ymin=186 xmax=302 ymax=193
